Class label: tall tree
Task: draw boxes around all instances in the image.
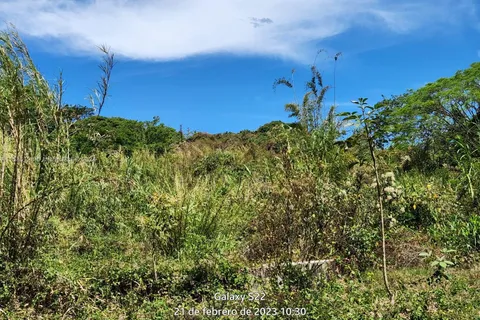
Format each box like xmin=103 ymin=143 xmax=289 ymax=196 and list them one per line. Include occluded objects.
xmin=372 ymin=62 xmax=480 ymax=160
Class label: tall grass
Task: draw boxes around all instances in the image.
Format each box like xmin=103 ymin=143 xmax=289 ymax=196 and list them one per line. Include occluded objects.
xmin=0 ymin=26 xmax=479 ymax=319
xmin=0 ymin=27 xmax=71 ymax=262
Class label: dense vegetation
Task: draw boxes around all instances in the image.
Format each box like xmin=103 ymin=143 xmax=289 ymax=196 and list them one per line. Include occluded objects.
xmin=70 ymin=115 xmax=182 ymax=156
xmin=0 ymin=28 xmax=479 ymax=319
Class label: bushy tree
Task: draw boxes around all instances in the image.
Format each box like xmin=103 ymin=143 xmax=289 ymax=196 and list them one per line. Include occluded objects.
xmin=71 ymin=116 xmax=181 ymax=156
xmin=373 ymin=62 xmax=480 ymax=162
xmin=144 ymin=116 xmax=182 ymax=154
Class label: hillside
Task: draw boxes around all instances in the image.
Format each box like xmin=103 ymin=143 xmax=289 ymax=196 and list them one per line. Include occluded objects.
xmin=0 ymin=28 xmax=479 ymax=319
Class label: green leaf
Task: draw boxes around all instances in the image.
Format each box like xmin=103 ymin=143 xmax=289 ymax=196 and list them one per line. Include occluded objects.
xmin=419 ymin=252 xmax=431 ymax=257
xmin=439 ymin=261 xmax=447 ymax=268
xmin=343 ymin=115 xmax=359 ymax=121
xmin=442 ymin=248 xmax=456 ymax=253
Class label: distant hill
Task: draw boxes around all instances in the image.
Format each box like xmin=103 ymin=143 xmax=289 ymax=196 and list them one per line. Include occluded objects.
xmin=70 ymin=116 xmax=302 ymax=156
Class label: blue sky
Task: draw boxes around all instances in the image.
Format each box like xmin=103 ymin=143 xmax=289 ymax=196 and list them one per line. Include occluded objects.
xmin=1 ymin=0 xmax=479 ymax=133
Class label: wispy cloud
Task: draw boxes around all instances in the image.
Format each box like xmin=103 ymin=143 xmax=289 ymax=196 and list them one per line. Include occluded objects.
xmin=0 ymin=0 xmax=476 ymax=62
xmin=250 ymin=17 xmax=274 ymax=28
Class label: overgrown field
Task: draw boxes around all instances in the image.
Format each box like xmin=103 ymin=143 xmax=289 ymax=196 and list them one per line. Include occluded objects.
xmin=0 ymin=28 xmax=479 ymax=319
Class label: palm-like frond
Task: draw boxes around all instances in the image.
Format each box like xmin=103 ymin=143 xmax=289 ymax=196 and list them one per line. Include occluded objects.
xmin=327 ymin=105 xmax=336 ymax=123
xmin=302 ymin=91 xmax=313 ymax=109
xmin=316 ymin=86 xmax=330 ymax=107
xmin=312 ymin=65 xmax=323 ymax=88
xmin=273 ymin=51 xmax=337 ymax=131
xmin=307 ymin=66 xmax=318 ymax=97
xmin=273 ymin=77 xmax=293 ymax=92
xmin=285 ymin=103 xmax=300 ymax=118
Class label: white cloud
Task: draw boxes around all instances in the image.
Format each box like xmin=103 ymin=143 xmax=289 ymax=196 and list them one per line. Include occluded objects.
xmin=0 ymin=0 xmax=476 ymax=62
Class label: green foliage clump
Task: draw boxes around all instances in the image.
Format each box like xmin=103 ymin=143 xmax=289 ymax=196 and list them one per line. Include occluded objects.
xmin=193 ymin=151 xmax=247 ymax=178
xmin=71 ymin=116 xmax=181 ymax=156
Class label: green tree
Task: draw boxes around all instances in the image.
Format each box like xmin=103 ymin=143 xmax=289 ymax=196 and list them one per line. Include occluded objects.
xmin=71 ymin=116 xmax=145 ymax=155
xmin=59 ymin=104 xmax=95 ymax=123
xmin=71 ymin=116 xmax=181 ymax=156
xmin=144 ymin=116 xmax=182 ymax=155
xmin=373 ymin=62 xmax=480 ymax=161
